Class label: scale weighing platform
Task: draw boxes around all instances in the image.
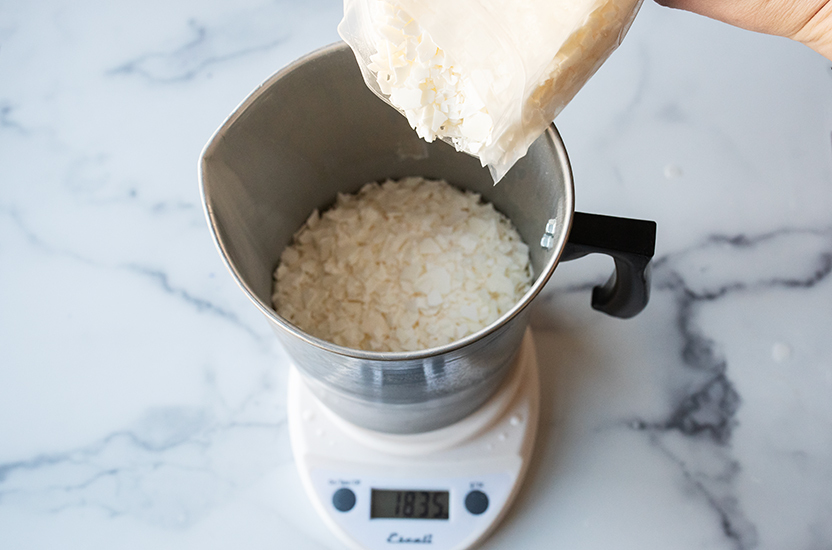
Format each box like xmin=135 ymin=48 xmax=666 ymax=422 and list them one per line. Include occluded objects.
xmin=287 ymin=330 xmax=540 ymax=550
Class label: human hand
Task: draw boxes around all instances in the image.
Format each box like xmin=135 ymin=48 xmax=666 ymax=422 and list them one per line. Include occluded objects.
xmin=654 ymin=0 xmax=832 ymax=61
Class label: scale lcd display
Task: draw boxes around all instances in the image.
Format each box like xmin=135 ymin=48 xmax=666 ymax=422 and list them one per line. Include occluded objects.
xmin=371 ymin=489 xmax=450 ymax=520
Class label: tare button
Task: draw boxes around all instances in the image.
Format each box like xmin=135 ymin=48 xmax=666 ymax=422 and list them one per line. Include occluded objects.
xmin=332 ymin=487 xmax=356 ymax=512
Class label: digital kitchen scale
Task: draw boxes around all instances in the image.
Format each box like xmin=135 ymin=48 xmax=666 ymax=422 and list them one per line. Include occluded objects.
xmin=287 ymin=330 xmax=539 ymax=550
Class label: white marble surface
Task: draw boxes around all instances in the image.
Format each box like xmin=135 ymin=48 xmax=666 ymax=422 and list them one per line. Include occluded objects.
xmin=2 ymin=1 xmax=831 ymax=549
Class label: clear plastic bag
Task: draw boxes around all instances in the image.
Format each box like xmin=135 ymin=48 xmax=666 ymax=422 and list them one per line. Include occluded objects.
xmin=338 ymin=0 xmax=643 ymax=182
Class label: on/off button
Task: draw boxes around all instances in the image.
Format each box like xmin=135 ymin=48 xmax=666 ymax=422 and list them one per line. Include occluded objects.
xmin=332 ymin=487 xmax=357 ymax=512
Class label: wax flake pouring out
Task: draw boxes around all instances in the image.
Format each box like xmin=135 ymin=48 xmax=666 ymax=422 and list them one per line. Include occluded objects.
xmin=366 ymin=2 xmax=495 ymax=156
xmin=339 ymin=0 xmax=644 ymax=181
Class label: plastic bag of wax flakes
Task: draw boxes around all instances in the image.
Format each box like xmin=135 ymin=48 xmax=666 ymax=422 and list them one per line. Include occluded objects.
xmin=338 ymin=0 xmax=643 ymax=182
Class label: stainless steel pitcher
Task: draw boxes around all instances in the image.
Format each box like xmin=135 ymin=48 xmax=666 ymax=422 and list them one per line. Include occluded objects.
xmin=199 ymin=42 xmax=655 ymax=434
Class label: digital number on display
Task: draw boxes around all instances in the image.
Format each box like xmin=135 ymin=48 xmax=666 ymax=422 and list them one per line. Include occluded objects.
xmin=370 ymin=489 xmax=450 ymax=520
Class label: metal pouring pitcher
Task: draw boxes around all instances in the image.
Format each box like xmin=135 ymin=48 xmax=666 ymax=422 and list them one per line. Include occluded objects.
xmin=199 ymin=43 xmax=656 ymax=434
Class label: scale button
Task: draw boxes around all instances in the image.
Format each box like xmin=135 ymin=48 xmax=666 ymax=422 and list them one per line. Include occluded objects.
xmin=464 ymin=490 xmax=489 ymax=515
xmin=332 ymin=488 xmax=356 ymax=512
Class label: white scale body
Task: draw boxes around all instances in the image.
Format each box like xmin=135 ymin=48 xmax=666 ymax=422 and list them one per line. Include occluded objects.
xmin=287 ymin=330 xmax=540 ymax=550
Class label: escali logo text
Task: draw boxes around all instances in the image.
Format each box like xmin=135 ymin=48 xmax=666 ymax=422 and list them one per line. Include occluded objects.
xmin=387 ymin=533 xmax=433 ymax=544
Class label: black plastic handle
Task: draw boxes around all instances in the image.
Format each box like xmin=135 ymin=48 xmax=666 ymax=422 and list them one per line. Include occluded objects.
xmin=560 ymin=212 xmax=657 ymax=319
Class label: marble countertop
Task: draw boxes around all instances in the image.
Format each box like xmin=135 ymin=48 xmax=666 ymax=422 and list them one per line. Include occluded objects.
xmin=2 ymin=1 xmax=831 ymax=549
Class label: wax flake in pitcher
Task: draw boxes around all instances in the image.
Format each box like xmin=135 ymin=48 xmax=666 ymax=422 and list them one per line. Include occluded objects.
xmin=271 ymin=177 xmax=532 ymax=352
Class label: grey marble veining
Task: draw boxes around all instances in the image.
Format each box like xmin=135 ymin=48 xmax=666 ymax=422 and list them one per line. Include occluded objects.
xmin=2 ymin=0 xmax=831 ymax=549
